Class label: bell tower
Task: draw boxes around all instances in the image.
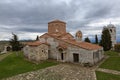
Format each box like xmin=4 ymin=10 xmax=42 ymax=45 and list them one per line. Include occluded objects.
xmin=103 ymin=23 xmax=116 ymax=48
xmin=107 ymin=24 xmax=116 ymax=48
xmin=48 ymin=20 xmax=66 ymax=34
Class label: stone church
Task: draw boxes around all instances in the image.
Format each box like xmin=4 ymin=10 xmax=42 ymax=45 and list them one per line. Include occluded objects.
xmin=23 ymin=20 xmax=104 ymax=66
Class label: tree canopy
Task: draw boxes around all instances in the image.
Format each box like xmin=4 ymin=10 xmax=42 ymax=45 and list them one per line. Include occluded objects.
xmin=100 ymin=29 xmax=112 ymax=51
xmin=9 ymin=33 xmax=22 ymax=51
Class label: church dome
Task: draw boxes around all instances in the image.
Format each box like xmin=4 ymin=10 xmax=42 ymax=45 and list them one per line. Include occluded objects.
xmin=75 ymin=30 xmax=82 ymax=38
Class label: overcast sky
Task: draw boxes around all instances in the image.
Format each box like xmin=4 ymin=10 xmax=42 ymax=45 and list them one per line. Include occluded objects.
xmin=0 ymin=0 xmax=120 ymax=42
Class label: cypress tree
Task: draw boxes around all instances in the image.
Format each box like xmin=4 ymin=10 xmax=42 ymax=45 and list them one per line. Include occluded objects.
xmin=9 ymin=33 xmax=22 ymax=51
xmin=101 ymin=29 xmax=112 ymax=51
xmin=95 ymin=34 xmax=98 ymax=44
xmin=84 ymin=37 xmax=91 ymax=43
xmin=36 ymin=35 xmax=39 ymax=41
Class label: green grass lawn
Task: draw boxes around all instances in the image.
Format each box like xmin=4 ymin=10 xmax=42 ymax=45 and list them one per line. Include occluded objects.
xmin=96 ymin=71 xmax=120 ymax=80
xmin=99 ymin=51 xmax=120 ymax=71
xmin=0 ymin=51 xmax=58 ymax=79
xmin=104 ymin=51 xmax=119 ymax=56
xmin=96 ymin=51 xmax=120 ymax=80
xmin=99 ymin=57 xmax=120 ymax=71
xmin=0 ymin=53 xmax=12 ymax=61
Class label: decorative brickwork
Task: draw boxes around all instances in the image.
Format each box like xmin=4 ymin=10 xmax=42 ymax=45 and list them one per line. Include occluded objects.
xmin=48 ymin=20 xmax=66 ymax=34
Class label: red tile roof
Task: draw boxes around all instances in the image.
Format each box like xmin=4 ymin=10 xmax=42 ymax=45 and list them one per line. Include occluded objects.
xmin=40 ymin=33 xmax=102 ymax=50
xmin=40 ymin=32 xmax=73 ymax=39
xmin=63 ymin=39 xmax=102 ymax=50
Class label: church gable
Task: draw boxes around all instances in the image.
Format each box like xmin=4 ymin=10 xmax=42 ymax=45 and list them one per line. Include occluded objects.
xmin=59 ymin=33 xmax=74 ymax=40
xmin=40 ymin=33 xmax=50 ymax=39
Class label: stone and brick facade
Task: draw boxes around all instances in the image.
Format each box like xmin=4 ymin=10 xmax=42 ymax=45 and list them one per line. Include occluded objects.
xmin=48 ymin=20 xmax=66 ymax=34
xmin=23 ymin=41 xmax=49 ymax=62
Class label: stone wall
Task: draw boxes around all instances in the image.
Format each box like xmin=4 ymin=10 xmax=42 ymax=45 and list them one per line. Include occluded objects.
xmin=67 ymin=46 xmax=93 ymax=63
xmin=47 ymin=37 xmax=59 ymax=59
xmin=93 ymin=48 xmax=104 ymax=64
xmin=23 ymin=44 xmax=49 ymax=62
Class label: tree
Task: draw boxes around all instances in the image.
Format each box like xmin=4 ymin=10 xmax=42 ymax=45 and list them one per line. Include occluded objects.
xmin=9 ymin=33 xmax=22 ymax=51
xmin=84 ymin=37 xmax=91 ymax=43
xmin=36 ymin=35 xmax=39 ymax=41
xmin=95 ymin=34 xmax=98 ymax=44
xmin=100 ymin=29 xmax=112 ymax=51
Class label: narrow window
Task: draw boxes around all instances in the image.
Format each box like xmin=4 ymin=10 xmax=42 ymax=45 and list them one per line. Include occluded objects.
xmin=110 ymin=29 xmax=112 ymax=33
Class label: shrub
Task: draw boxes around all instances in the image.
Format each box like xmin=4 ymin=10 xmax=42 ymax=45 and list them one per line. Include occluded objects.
xmin=114 ymin=44 xmax=120 ymax=52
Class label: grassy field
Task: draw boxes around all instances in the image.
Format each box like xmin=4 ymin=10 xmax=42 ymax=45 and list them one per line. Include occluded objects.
xmin=99 ymin=51 xmax=120 ymax=71
xmin=104 ymin=51 xmax=119 ymax=56
xmin=96 ymin=51 xmax=120 ymax=80
xmin=0 ymin=51 xmax=58 ymax=79
xmin=96 ymin=71 xmax=120 ymax=80
xmin=0 ymin=53 xmax=12 ymax=61
xmin=99 ymin=57 xmax=120 ymax=71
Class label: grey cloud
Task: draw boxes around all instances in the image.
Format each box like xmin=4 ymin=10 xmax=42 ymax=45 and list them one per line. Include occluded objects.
xmin=19 ymin=27 xmax=47 ymax=33
xmin=0 ymin=0 xmax=77 ymax=25
xmin=0 ymin=0 xmax=120 ymax=41
xmin=0 ymin=0 xmax=78 ymax=33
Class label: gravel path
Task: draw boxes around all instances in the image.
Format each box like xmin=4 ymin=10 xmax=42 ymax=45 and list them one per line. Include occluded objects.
xmin=3 ymin=63 xmax=96 ymax=80
xmin=97 ymin=68 xmax=120 ymax=75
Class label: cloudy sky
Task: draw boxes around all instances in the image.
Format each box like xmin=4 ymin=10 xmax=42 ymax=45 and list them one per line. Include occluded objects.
xmin=0 ymin=0 xmax=120 ymax=42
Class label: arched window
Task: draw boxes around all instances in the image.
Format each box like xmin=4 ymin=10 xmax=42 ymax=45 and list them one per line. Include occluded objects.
xmin=58 ymin=48 xmax=63 ymax=53
xmin=6 ymin=46 xmax=11 ymax=51
xmin=110 ymin=29 xmax=112 ymax=33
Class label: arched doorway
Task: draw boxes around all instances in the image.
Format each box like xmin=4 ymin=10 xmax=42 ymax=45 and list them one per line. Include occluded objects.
xmin=6 ymin=46 xmax=11 ymax=51
xmin=61 ymin=53 xmax=64 ymax=60
xmin=58 ymin=48 xmax=66 ymax=61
